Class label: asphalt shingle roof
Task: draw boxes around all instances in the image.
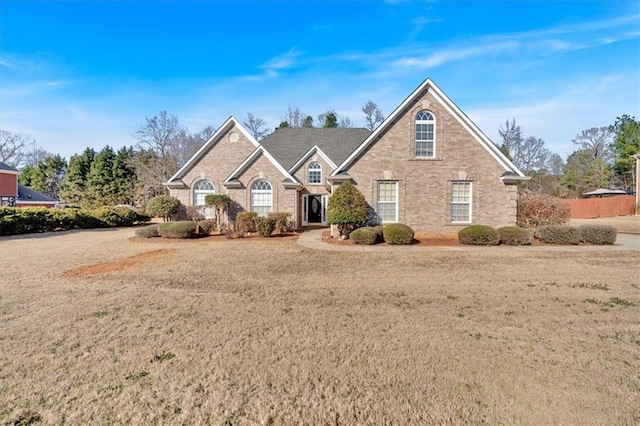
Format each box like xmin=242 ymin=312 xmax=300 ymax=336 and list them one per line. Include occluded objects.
xmin=0 ymin=161 xmax=18 ymax=171
xmin=259 ymin=127 xmax=371 ymax=171
xmin=18 ymin=185 xmax=57 ymax=202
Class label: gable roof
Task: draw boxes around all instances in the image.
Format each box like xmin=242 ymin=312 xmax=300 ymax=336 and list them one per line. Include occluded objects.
xmin=223 ymin=145 xmax=299 ymax=188
xmin=17 ymin=184 xmax=57 ymax=203
xmin=0 ymin=161 xmax=19 ymax=174
xmin=259 ymin=127 xmax=370 ymax=171
xmin=165 ymin=117 xmax=259 ymax=185
xmin=331 ymin=78 xmax=527 ymax=180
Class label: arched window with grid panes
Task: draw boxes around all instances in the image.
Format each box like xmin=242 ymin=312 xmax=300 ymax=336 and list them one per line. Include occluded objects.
xmin=307 ymin=162 xmax=322 ymax=184
xmin=250 ymin=180 xmax=272 ymax=217
xmin=415 ymin=110 xmax=435 ymax=158
xmin=193 ymin=180 xmax=216 ymax=218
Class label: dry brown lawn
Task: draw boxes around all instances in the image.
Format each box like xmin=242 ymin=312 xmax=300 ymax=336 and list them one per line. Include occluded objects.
xmin=1 ymin=228 xmax=639 ymax=425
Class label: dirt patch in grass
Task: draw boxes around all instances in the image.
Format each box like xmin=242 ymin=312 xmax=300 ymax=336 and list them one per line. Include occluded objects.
xmin=64 ymin=249 xmax=173 ymax=277
xmin=2 ymin=227 xmax=639 ymax=424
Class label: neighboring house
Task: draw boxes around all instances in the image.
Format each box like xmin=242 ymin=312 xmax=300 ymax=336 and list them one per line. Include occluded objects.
xmin=165 ymin=78 xmax=528 ymax=233
xmin=0 ymin=161 xmax=58 ymax=208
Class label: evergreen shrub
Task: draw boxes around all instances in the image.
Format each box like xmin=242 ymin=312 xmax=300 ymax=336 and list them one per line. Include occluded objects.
xmin=383 ymin=223 xmax=414 ymax=245
xmin=327 ymin=182 xmax=367 ymax=238
xmin=145 ymin=196 xmax=181 ymax=221
xmin=158 ymin=221 xmax=197 ymax=239
xmin=579 ymin=225 xmax=617 ymax=245
xmin=458 ymin=225 xmax=500 ymax=245
xmin=535 ymin=225 xmax=580 ymax=245
xmin=349 ymin=227 xmax=380 ymax=245
xmin=255 ymin=216 xmax=276 ymax=238
xmin=135 ymin=224 xmax=160 ymax=238
xmin=497 ymin=226 xmax=532 ymax=245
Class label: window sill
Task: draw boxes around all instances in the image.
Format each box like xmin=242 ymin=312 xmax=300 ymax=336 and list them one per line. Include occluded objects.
xmin=409 ymin=158 xmax=442 ymax=161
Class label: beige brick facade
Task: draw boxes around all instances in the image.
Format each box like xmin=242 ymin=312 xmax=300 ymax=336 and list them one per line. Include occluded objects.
xmin=166 ymin=80 xmax=523 ymax=232
xmin=342 ymin=87 xmax=518 ymax=233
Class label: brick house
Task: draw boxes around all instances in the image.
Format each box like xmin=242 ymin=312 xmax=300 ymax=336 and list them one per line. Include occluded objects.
xmin=165 ymin=78 xmax=527 ymax=232
xmin=0 ymin=161 xmax=58 ymax=208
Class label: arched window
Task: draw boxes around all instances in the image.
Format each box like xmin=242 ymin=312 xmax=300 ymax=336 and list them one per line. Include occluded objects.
xmin=193 ymin=180 xmax=216 ymax=219
xmin=193 ymin=180 xmax=215 ymax=205
xmin=415 ymin=110 xmax=435 ymax=158
xmin=307 ymin=162 xmax=322 ymax=184
xmin=251 ymin=180 xmax=272 ymax=217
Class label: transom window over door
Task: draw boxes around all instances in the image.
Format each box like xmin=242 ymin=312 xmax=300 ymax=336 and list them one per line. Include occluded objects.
xmin=308 ymin=162 xmax=322 ymax=184
xmin=451 ymin=181 xmax=472 ymax=223
xmin=377 ymin=181 xmax=398 ymax=223
xmin=415 ymin=110 xmax=435 ymax=158
xmin=251 ymin=180 xmax=272 ymax=217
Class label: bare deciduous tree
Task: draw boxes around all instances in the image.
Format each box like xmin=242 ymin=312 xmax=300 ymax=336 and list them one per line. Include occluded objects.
xmin=282 ymin=105 xmax=308 ymax=128
xmin=571 ymin=127 xmax=612 ymax=160
xmin=498 ymin=118 xmax=523 ymax=162
xmin=0 ymin=130 xmax=34 ymax=169
xmin=362 ymin=101 xmax=384 ymax=131
xmin=244 ymin=113 xmax=270 ymax=140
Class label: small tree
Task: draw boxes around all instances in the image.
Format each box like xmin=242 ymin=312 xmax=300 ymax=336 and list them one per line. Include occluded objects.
xmin=205 ymin=194 xmax=233 ymax=232
xmin=145 ymin=195 xmax=181 ymax=222
xmin=327 ymin=182 xmax=367 ymax=239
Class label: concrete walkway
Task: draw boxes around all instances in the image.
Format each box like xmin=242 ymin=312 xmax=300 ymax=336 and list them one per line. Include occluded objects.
xmin=296 ymin=229 xmax=640 ymax=252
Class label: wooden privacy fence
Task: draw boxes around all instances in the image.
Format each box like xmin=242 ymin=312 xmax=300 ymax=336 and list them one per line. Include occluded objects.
xmin=567 ymin=195 xmax=636 ymax=219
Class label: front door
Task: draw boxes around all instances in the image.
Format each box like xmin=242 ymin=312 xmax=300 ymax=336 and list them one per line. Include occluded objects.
xmin=307 ymin=195 xmax=323 ymax=224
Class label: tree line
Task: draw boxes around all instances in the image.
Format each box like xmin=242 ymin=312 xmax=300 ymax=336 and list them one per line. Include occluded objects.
xmin=497 ymin=115 xmax=639 ymax=198
xmin=2 ymin=102 xmax=386 ymax=206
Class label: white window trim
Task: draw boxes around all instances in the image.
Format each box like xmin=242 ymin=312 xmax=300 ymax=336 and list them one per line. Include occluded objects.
xmin=193 ymin=180 xmax=216 ymax=219
xmin=307 ymin=162 xmax=323 ymax=185
xmin=451 ymin=181 xmax=472 ymax=224
xmin=377 ymin=181 xmax=399 ymax=223
xmin=250 ymin=180 xmax=273 ymax=217
xmin=415 ymin=110 xmax=436 ymax=159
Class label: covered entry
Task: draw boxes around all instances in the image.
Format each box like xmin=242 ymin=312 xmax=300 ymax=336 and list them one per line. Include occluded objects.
xmin=302 ymin=194 xmax=328 ymax=226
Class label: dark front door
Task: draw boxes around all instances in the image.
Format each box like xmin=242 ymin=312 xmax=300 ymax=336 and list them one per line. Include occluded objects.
xmin=307 ymin=195 xmax=322 ymax=223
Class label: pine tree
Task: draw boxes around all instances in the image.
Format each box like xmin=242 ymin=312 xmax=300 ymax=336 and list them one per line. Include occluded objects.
xmin=86 ymin=146 xmax=116 ymax=207
xmin=60 ymin=148 xmax=95 ymax=206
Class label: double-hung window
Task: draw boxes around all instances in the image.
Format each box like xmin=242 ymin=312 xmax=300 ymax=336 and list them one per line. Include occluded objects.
xmin=451 ymin=181 xmax=472 ymax=223
xmin=377 ymin=181 xmax=398 ymax=223
xmin=251 ymin=180 xmax=272 ymax=217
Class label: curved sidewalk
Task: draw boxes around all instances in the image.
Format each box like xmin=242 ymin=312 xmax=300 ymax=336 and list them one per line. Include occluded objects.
xmin=296 ymin=229 xmax=640 ymax=252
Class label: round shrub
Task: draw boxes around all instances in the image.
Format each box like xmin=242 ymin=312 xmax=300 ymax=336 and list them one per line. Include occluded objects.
xmin=145 ymin=195 xmax=181 ymax=221
xmin=579 ymin=225 xmax=617 ymax=245
xmin=383 ymin=223 xmax=414 ymax=245
xmin=254 ymin=216 xmax=276 ymax=238
xmin=135 ymin=224 xmax=160 ymax=238
xmin=535 ymin=225 xmax=580 ymax=245
xmin=497 ymin=226 xmax=532 ymax=245
xmin=349 ymin=227 xmax=380 ymax=245
xmin=327 ymin=182 xmax=367 ymax=238
xmin=236 ymin=211 xmax=258 ymax=233
xmin=198 ymin=219 xmax=216 ymax=235
xmin=458 ymin=225 xmax=500 ymax=245
xmin=158 ymin=221 xmax=197 ymax=239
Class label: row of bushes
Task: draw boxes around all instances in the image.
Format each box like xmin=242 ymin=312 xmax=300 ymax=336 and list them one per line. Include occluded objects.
xmin=457 ymin=224 xmax=617 ymax=245
xmin=0 ymin=206 xmax=150 ymax=236
xmin=349 ymin=223 xmax=415 ymax=245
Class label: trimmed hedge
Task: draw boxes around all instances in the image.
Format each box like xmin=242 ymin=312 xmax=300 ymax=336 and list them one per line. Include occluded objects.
xmin=579 ymin=225 xmax=617 ymax=245
xmin=145 ymin=195 xmax=181 ymax=221
xmin=135 ymin=224 xmax=160 ymax=238
xmin=0 ymin=206 xmax=148 ymax=236
xmin=236 ymin=211 xmax=258 ymax=233
xmin=268 ymin=212 xmax=292 ymax=233
xmin=158 ymin=221 xmax=197 ymax=239
xmin=535 ymin=225 xmax=580 ymax=245
xmin=497 ymin=226 xmax=532 ymax=246
xmin=350 ymin=227 xmax=380 ymax=245
xmin=458 ymin=225 xmax=500 ymax=245
xmin=255 ymin=216 xmax=277 ymax=238
xmin=383 ymin=223 xmax=414 ymax=245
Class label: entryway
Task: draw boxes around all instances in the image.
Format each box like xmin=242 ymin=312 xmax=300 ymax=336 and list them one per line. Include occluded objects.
xmin=302 ymin=194 xmax=328 ymax=226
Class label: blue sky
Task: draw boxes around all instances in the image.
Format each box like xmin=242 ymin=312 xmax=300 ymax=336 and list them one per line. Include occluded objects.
xmin=2 ymin=0 xmax=639 ymax=161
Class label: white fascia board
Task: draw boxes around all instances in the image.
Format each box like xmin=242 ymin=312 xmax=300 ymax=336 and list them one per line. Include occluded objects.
xmin=224 ymin=146 xmax=300 ymax=184
xmin=288 ymin=145 xmax=337 ymax=174
xmin=165 ymin=116 xmax=259 ymax=185
xmin=331 ymin=78 xmax=526 ymax=178
xmin=331 ymin=78 xmax=433 ymax=176
xmin=0 ymin=169 xmax=19 ymax=175
xmin=427 ymin=82 xmax=526 ymax=177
